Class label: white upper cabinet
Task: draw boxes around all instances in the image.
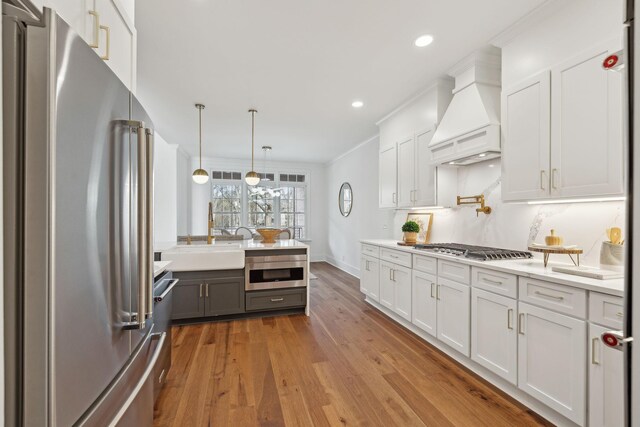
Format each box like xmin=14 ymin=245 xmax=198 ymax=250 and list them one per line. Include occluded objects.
xmin=502 ymin=71 xmax=551 ymax=201
xmin=44 ymin=0 xmax=136 ymax=91
xmin=502 ymin=40 xmax=623 ymax=202
xmin=414 ymin=129 xmax=438 ymax=206
xmin=379 ymin=145 xmax=397 ymax=208
xmin=95 ymin=0 xmax=136 ymax=92
xmin=397 ymin=136 xmax=415 ymax=208
xmin=550 ymin=40 xmax=623 ymax=198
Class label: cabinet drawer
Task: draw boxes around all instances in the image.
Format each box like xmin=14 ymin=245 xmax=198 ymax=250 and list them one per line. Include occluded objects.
xmin=472 ymin=267 xmax=517 ymax=298
xmin=380 ymin=248 xmax=412 ymax=268
xmin=413 ymin=254 xmax=437 ymax=275
xmin=245 ymin=288 xmax=306 ymax=312
xmin=438 ymin=259 xmax=470 ymax=284
xmin=519 ymin=277 xmax=586 ymax=318
xmin=362 ymin=244 xmax=380 ymax=258
xmin=589 ymin=292 xmax=624 ymax=329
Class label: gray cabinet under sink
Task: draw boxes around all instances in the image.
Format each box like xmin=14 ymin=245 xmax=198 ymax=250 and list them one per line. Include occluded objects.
xmin=171 ymin=270 xmax=245 ymax=320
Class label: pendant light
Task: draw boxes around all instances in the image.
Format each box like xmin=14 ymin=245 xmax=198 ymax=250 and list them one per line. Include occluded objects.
xmin=261 ymin=145 xmax=272 ymax=182
xmin=192 ymin=103 xmax=209 ymax=184
xmin=245 ymin=109 xmax=261 ymax=186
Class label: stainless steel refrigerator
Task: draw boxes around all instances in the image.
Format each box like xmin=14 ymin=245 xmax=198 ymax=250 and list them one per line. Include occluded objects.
xmin=3 ymin=4 xmax=163 ymax=426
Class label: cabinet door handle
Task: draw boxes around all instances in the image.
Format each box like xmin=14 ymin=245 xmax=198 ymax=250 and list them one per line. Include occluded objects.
xmin=507 ymin=308 xmax=514 ymax=330
xmin=551 ymin=168 xmax=558 ymax=190
xmin=540 ymin=170 xmax=546 ymax=191
xmin=366 ymin=260 xmax=370 ymax=271
xmin=391 ymin=269 xmax=396 ymax=282
xmin=518 ymin=313 xmax=525 ymax=335
xmin=534 ymin=290 xmax=564 ymax=301
xmin=483 ymin=278 xmax=503 ymax=286
xmin=99 ymin=24 xmax=110 ymax=60
xmin=392 ymin=192 xmax=397 ymax=204
xmin=88 ymin=10 xmax=100 ymax=48
xmin=389 ymin=268 xmax=393 ymax=281
xmin=617 ymin=312 xmax=624 ymax=318
xmin=199 ymin=283 xmax=203 ymax=298
xmin=436 ymin=284 xmax=441 ymax=300
xmin=205 ymin=283 xmax=209 ymax=297
xmin=591 ymin=337 xmax=600 ymax=365
xmin=270 ymin=297 xmax=284 ymax=302
xmin=430 ymin=283 xmax=435 ymax=298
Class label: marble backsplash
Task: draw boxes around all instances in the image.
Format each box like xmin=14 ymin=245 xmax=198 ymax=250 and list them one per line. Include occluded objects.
xmin=393 ymin=160 xmax=626 ymax=267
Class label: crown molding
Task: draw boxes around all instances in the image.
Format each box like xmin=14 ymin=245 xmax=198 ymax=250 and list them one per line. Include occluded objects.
xmin=326 ymin=134 xmax=379 ymax=165
xmin=490 ymin=0 xmax=566 ymax=48
xmin=375 ymin=77 xmax=454 ymax=126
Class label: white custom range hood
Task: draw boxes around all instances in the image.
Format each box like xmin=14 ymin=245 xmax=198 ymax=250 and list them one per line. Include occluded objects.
xmin=430 ymin=48 xmax=502 ymax=165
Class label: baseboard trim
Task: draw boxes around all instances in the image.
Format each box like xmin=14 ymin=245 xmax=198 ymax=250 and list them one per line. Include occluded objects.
xmin=364 ymin=298 xmax=581 ymax=427
xmin=324 ymin=256 xmax=360 ymax=278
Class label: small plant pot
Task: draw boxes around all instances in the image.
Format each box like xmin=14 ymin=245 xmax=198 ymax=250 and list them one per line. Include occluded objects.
xmin=403 ymin=231 xmax=418 ymax=245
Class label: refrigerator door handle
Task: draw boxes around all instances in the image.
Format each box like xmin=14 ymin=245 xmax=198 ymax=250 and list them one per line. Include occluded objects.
xmin=145 ymin=128 xmax=155 ymax=320
xmin=117 ymin=120 xmax=148 ymax=330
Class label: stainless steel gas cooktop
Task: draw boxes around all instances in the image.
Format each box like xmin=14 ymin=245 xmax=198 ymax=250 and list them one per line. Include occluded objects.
xmin=413 ymin=243 xmax=533 ymax=261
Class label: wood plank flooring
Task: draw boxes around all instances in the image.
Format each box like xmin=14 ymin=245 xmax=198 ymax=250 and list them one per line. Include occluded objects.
xmin=153 ymin=262 xmax=553 ymax=427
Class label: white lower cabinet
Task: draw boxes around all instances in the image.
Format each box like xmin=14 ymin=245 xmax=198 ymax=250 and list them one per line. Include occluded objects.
xmin=589 ymin=323 xmax=624 ymax=427
xmin=471 ymin=288 xmax=517 ymax=385
xmin=379 ymin=261 xmax=411 ymax=320
xmin=412 ymin=270 xmax=437 ymax=337
xmin=517 ymin=302 xmax=586 ymax=425
xmin=392 ymin=264 xmax=412 ymax=321
xmin=379 ymin=261 xmax=394 ymax=310
xmin=360 ymin=255 xmax=380 ymax=302
xmin=436 ymin=278 xmax=470 ymax=357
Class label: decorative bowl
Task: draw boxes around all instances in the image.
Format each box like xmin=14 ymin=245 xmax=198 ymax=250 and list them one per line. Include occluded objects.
xmin=256 ymin=228 xmax=281 ymax=244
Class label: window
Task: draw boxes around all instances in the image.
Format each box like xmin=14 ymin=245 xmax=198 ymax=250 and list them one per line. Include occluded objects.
xmin=247 ymin=186 xmax=275 ymax=227
xmin=280 ymin=185 xmax=306 ymax=239
xmin=210 ymin=172 xmax=242 ymax=229
xmin=209 ymin=169 xmax=308 ymax=239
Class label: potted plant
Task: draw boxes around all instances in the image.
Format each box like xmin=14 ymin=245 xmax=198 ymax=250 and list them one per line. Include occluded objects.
xmin=402 ymin=221 xmax=420 ymax=244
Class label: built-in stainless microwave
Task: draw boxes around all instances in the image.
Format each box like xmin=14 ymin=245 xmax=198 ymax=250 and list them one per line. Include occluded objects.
xmin=245 ymin=254 xmax=307 ymax=291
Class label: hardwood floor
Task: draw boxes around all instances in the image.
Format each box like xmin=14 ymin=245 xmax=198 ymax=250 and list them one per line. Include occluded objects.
xmin=153 ymin=262 xmax=552 ymax=427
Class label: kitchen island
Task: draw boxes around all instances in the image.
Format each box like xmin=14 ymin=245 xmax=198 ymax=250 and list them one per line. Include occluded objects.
xmin=157 ymin=239 xmax=310 ymax=321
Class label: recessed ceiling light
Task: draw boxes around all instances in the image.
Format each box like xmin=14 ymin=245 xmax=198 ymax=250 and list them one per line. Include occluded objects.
xmin=414 ymin=34 xmax=434 ymax=47
xmin=352 ymin=100 xmax=364 ymax=108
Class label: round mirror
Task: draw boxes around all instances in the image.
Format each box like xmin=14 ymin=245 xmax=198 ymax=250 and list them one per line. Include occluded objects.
xmin=339 ymin=182 xmax=353 ymax=217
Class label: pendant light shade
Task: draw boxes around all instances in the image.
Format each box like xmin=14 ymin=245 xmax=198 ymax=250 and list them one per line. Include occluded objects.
xmin=245 ymin=109 xmax=260 ymax=186
xmin=192 ymin=103 xmax=209 ymax=184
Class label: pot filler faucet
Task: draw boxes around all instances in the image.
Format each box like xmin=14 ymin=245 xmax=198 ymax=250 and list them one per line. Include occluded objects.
xmin=457 ymin=194 xmax=492 ymax=216
xmin=207 ymin=202 xmax=215 ymax=244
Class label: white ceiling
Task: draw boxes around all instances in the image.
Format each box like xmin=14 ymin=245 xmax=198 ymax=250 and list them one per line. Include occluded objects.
xmin=136 ymin=0 xmax=543 ymax=163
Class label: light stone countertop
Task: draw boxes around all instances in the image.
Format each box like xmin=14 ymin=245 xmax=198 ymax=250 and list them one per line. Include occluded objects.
xmin=160 ymin=239 xmax=309 ymax=252
xmin=361 ymin=239 xmax=624 ymax=297
xmin=154 ymin=261 xmax=172 ymax=278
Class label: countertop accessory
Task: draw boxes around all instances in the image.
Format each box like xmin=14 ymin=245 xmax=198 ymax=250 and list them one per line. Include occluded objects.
xmin=245 ymin=109 xmax=260 ymax=186
xmin=551 ymin=265 xmax=624 ymax=280
xmin=600 ymin=241 xmax=625 ymax=272
xmin=414 ymin=243 xmax=532 ymax=261
xmin=457 ymin=194 xmax=491 ymax=216
xmin=528 ymin=245 xmax=583 ymax=267
xmin=544 ymin=229 xmax=563 ymax=246
xmin=339 ymin=182 xmax=353 ymax=217
xmin=401 ymin=221 xmax=420 ymax=245
xmin=405 ymin=212 xmax=433 ymax=243
xmin=606 ymin=227 xmax=623 ymax=245
xmin=256 ymin=228 xmax=282 ymax=244
xmin=192 ymin=104 xmax=209 ymax=184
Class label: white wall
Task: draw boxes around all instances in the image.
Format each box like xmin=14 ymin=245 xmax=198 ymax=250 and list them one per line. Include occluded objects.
xmin=325 ymin=137 xmax=395 ymax=275
xmin=176 ymin=149 xmax=191 ymax=236
xmin=188 ymin=156 xmax=327 ymax=261
xmin=153 ymin=133 xmax=178 ymax=244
